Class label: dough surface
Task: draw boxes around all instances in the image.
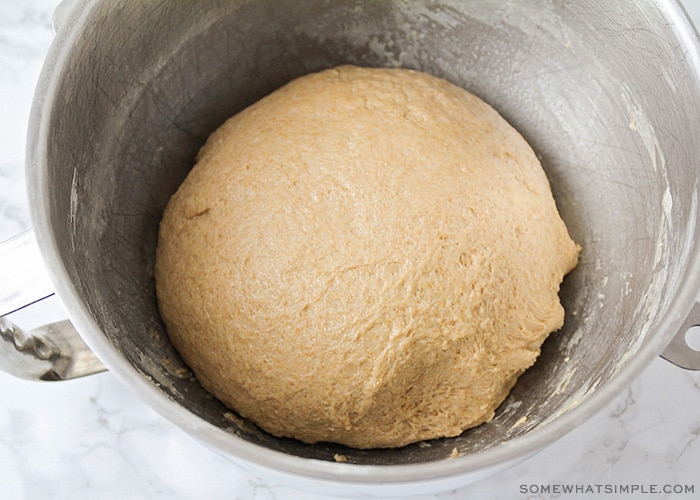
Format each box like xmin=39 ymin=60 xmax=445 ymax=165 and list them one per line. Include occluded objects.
xmin=155 ymin=65 xmax=580 ymax=449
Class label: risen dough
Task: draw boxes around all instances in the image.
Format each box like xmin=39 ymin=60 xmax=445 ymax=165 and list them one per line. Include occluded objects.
xmin=155 ymin=65 xmax=579 ymax=449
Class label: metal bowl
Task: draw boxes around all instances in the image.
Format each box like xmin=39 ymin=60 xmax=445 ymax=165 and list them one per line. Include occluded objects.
xmin=19 ymin=0 xmax=700 ymax=495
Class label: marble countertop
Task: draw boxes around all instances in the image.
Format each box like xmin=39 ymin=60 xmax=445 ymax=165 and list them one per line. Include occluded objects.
xmin=1 ymin=1 xmax=700 ymax=499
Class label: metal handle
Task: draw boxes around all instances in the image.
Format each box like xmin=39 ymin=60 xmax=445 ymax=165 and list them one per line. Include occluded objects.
xmin=0 ymin=230 xmax=105 ymax=380
xmin=660 ymin=301 xmax=700 ymax=370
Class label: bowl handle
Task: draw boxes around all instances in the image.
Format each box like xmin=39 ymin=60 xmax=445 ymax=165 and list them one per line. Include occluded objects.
xmin=660 ymin=302 xmax=700 ymax=371
xmin=0 ymin=230 xmax=105 ymax=381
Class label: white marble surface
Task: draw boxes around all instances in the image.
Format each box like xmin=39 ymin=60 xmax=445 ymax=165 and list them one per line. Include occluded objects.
xmin=2 ymin=1 xmax=700 ymax=499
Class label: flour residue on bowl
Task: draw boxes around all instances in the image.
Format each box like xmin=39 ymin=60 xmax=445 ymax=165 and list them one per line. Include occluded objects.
xmin=69 ymin=168 xmax=79 ymax=252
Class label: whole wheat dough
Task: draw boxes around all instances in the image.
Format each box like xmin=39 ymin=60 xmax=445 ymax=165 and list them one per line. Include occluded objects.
xmin=155 ymin=65 xmax=580 ymax=449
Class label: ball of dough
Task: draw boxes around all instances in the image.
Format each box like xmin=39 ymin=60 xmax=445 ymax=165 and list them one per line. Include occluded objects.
xmin=155 ymin=65 xmax=579 ymax=449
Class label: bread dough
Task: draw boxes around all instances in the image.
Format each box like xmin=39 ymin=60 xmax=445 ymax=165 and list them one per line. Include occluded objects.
xmin=155 ymin=65 xmax=580 ymax=449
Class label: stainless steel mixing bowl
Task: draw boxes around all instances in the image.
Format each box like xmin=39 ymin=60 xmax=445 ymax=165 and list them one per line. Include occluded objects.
xmin=2 ymin=0 xmax=700 ymax=495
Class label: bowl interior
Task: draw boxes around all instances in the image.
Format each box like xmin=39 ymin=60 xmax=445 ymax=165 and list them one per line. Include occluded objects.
xmin=37 ymin=0 xmax=700 ymax=466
